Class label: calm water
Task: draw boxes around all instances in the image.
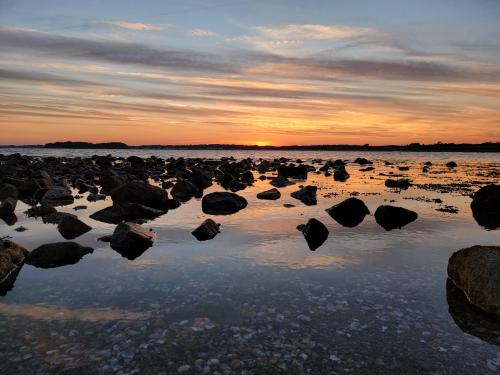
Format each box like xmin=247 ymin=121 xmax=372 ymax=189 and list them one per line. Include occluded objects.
xmin=1 ymin=149 xmax=499 ymax=374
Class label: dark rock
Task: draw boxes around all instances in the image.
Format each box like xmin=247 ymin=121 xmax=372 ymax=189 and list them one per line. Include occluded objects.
xmin=0 ymin=197 xmax=17 ymax=218
xmin=354 ymin=158 xmax=372 ymax=165
xmin=291 ymin=185 xmax=317 ymax=206
xmin=57 ymin=216 xmax=92 ymax=239
xmin=0 ymin=239 xmax=28 ymax=295
xmin=278 ymin=165 xmax=308 ymax=179
xmin=257 ymin=188 xmax=281 ymax=200
xmin=162 ymin=180 xmax=174 ymax=189
xmin=73 ymin=205 xmax=87 ymax=211
xmin=202 ymin=192 xmax=248 ymax=215
xmin=446 ymin=161 xmax=457 ymax=168
xmin=90 ymin=203 xmax=164 ymax=224
xmin=97 ymin=235 xmax=113 ymax=242
xmin=27 ymin=242 xmax=93 ymax=268
xmin=111 ymin=181 xmax=169 ymax=210
xmin=398 ymin=166 xmax=410 ymax=171
xmin=297 ymin=218 xmax=329 ymax=251
xmin=359 ymin=166 xmax=375 ymax=172
xmin=26 ymin=204 xmax=57 ymax=218
xmin=241 ymin=170 xmax=255 ymax=183
xmin=326 ymin=198 xmax=369 ymax=227
xmin=385 ymin=178 xmax=411 ymax=189
xmin=188 ymin=168 xmax=213 ymax=189
xmin=87 ymin=193 xmax=106 ymax=202
xmin=470 ymin=185 xmax=500 ymax=229
xmin=269 ymin=176 xmax=295 ymax=188
xmin=228 ymin=180 xmax=246 ymax=192
xmin=100 ymin=175 xmax=128 ymax=195
xmin=0 ymin=183 xmax=18 ymax=200
xmin=333 ymin=169 xmax=350 ymax=182
xmin=447 ymin=245 xmax=500 ymax=317
xmin=41 ymin=187 xmax=74 ymax=206
xmin=110 ymin=222 xmax=156 ymax=260
xmin=192 ymin=219 xmax=220 ymax=241
xmin=374 ymin=205 xmax=418 ymax=230
xmin=171 ymin=179 xmax=200 ymax=201
xmin=42 ymin=212 xmax=77 ymax=225
xmin=14 ymin=226 xmax=28 ymax=232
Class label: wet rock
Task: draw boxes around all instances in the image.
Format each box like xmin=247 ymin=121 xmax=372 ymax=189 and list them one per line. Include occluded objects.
xmin=278 ymin=165 xmax=308 ymax=179
xmin=87 ymin=193 xmax=106 ymax=202
xmin=360 ymin=166 xmax=375 ymax=172
xmin=241 ymin=170 xmax=255 ymax=183
xmin=202 ymin=192 xmax=248 ymax=215
xmin=14 ymin=226 xmax=28 ymax=232
xmin=73 ymin=205 xmax=87 ymax=211
xmin=228 ymin=180 xmax=246 ymax=192
xmin=333 ymin=168 xmax=350 ymax=182
xmin=57 ymin=216 xmax=92 ymax=239
xmin=26 ymin=204 xmax=57 ymax=218
xmin=162 ymin=180 xmax=174 ymax=189
xmin=27 ymin=242 xmax=93 ymax=268
xmin=42 ymin=211 xmax=77 ymax=225
xmin=297 ymin=218 xmax=329 ymax=251
xmin=90 ymin=203 xmax=164 ymax=224
xmin=41 ymin=187 xmax=74 ymax=206
xmin=188 ymin=168 xmax=213 ymax=190
xmin=257 ymin=188 xmax=281 ymax=200
xmin=0 ymin=197 xmax=17 ymax=218
xmin=171 ymin=179 xmax=200 ymax=201
xmin=447 ymin=245 xmax=500 ymax=317
xmin=100 ymin=175 xmax=128 ymax=195
xmin=470 ymin=185 xmax=500 ymax=230
xmin=291 ymin=185 xmax=317 ymax=206
xmin=374 ymin=205 xmax=418 ymax=230
xmin=0 ymin=239 xmax=28 ymax=295
xmin=326 ymin=198 xmax=370 ymax=227
xmin=110 ymin=222 xmax=156 ymax=260
xmin=0 ymin=183 xmax=18 ymax=200
xmin=385 ymin=178 xmax=411 ymax=189
xmin=446 ymin=161 xmax=457 ymax=168
xmin=269 ymin=176 xmax=295 ymax=188
xmin=354 ymin=157 xmax=372 ymax=165
xmin=192 ymin=219 xmax=220 ymax=241
xmin=97 ymin=235 xmax=112 ymax=242
xmin=111 ymin=181 xmax=169 ymax=210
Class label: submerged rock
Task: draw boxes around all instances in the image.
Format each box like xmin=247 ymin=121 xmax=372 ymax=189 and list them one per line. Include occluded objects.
xmin=470 ymin=185 xmax=500 ymax=230
xmin=326 ymin=198 xmax=370 ymax=227
xmin=447 ymin=245 xmax=500 ymax=317
xmin=27 ymin=242 xmax=93 ymax=268
xmin=256 ymin=188 xmax=281 ymax=200
xmin=202 ymin=192 xmax=248 ymax=215
xmin=111 ymin=181 xmax=169 ymax=210
xmin=90 ymin=203 xmax=164 ymax=224
xmin=57 ymin=215 xmax=92 ymax=239
xmin=0 ymin=239 xmax=28 ymax=295
xmin=192 ymin=219 xmax=220 ymax=241
xmin=110 ymin=222 xmax=156 ymax=260
xmin=374 ymin=205 xmax=418 ymax=230
xmin=297 ymin=218 xmax=329 ymax=251
xmin=291 ymin=185 xmax=317 ymax=206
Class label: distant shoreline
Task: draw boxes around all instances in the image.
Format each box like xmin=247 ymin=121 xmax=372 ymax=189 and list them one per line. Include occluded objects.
xmin=0 ymin=141 xmax=499 ymax=153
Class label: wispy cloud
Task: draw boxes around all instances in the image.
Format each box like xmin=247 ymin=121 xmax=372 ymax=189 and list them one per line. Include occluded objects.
xmin=253 ymin=24 xmax=376 ymax=40
xmin=190 ymin=28 xmax=217 ymax=37
xmin=95 ymin=20 xmax=164 ymax=31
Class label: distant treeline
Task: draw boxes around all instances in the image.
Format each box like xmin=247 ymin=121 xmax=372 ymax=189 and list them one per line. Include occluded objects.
xmin=0 ymin=141 xmax=498 ymax=152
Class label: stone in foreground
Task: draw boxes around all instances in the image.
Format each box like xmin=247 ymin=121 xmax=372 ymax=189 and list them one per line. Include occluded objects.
xmin=202 ymin=192 xmax=248 ymax=215
xmin=256 ymin=188 xmax=281 ymax=200
xmin=27 ymin=242 xmax=93 ymax=268
xmin=110 ymin=222 xmax=156 ymax=260
xmin=192 ymin=219 xmax=220 ymax=241
xmin=326 ymin=198 xmax=370 ymax=227
xmin=0 ymin=239 xmax=28 ymax=295
xmin=447 ymin=245 xmax=500 ymax=317
xmin=57 ymin=215 xmax=92 ymax=239
xmin=297 ymin=218 xmax=329 ymax=251
xmin=470 ymin=185 xmax=500 ymax=230
xmin=374 ymin=205 xmax=417 ymax=230
xmin=291 ymin=185 xmax=317 ymax=206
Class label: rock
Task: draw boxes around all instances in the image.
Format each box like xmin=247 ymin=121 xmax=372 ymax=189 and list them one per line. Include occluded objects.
xmin=297 ymin=218 xmax=329 ymax=251
xmin=90 ymin=203 xmax=164 ymax=224
xmin=110 ymin=222 xmax=156 ymax=260
xmin=360 ymin=166 xmax=375 ymax=172
xmin=333 ymin=169 xmax=350 ymax=182
xmin=398 ymin=166 xmax=410 ymax=171
xmin=14 ymin=226 xmax=28 ymax=232
xmin=27 ymin=242 xmax=93 ymax=268
xmin=446 ymin=161 xmax=457 ymax=168
xmin=41 ymin=187 xmax=74 ymax=206
xmin=188 ymin=168 xmax=213 ymax=189
xmin=374 ymin=205 xmax=418 ymax=230
xmin=42 ymin=211 xmax=77 ymax=225
xmin=162 ymin=180 xmax=174 ymax=189
xmin=0 ymin=197 xmax=17 ymax=218
xmin=97 ymin=235 xmax=112 ymax=242
xmin=257 ymin=188 xmax=281 ymax=200
xmin=111 ymin=181 xmax=169 ymax=210
xmin=201 ymin=192 xmax=248 ymax=215
xmin=192 ymin=219 xmax=220 ymax=241
xmin=269 ymin=176 xmax=295 ymax=188
xmin=100 ymin=175 xmax=128 ymax=195
xmin=354 ymin=157 xmax=372 ymax=165
xmin=326 ymin=198 xmax=370 ymax=227
xmin=0 ymin=183 xmax=18 ymax=200
xmin=0 ymin=239 xmax=28 ymax=295
xmin=57 ymin=216 xmax=92 ymax=239
xmin=278 ymin=165 xmax=308 ymax=179
xmin=228 ymin=180 xmax=246 ymax=192
xmin=447 ymin=245 xmax=500 ymax=317
xmin=87 ymin=193 xmax=106 ymax=202
xmin=291 ymin=185 xmax=317 ymax=206
xmin=241 ymin=170 xmax=255 ymax=183
xmin=385 ymin=178 xmax=411 ymax=189
xmin=470 ymin=185 xmax=500 ymax=229
xmin=26 ymin=204 xmax=57 ymax=218
xmin=171 ymin=179 xmax=200 ymax=201
xmin=73 ymin=205 xmax=87 ymax=211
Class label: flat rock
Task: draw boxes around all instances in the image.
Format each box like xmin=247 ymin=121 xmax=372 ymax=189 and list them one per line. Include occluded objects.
xmin=111 ymin=181 xmax=169 ymax=210
xmin=374 ymin=205 xmax=418 ymax=230
xmin=326 ymin=198 xmax=369 ymax=227
xmin=471 ymin=184 xmax=500 ymax=229
xmin=110 ymin=222 xmax=156 ymax=260
xmin=257 ymin=188 xmax=281 ymax=200
xmin=291 ymin=185 xmax=317 ymax=206
xmin=57 ymin=215 xmax=92 ymax=239
xmin=202 ymin=192 xmax=248 ymax=215
xmin=0 ymin=239 xmax=28 ymax=295
xmin=27 ymin=242 xmax=93 ymax=268
xmin=297 ymin=218 xmax=329 ymax=251
xmin=90 ymin=203 xmax=164 ymax=224
xmin=269 ymin=176 xmax=295 ymax=188
xmin=192 ymin=219 xmax=220 ymax=241
xmin=41 ymin=187 xmax=74 ymax=206
xmin=385 ymin=178 xmax=411 ymax=189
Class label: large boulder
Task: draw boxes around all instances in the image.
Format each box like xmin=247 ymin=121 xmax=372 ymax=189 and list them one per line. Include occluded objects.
xmin=192 ymin=219 xmax=220 ymax=241
xmin=374 ymin=205 xmax=418 ymax=230
xmin=90 ymin=203 xmax=164 ymax=224
xmin=27 ymin=242 xmax=93 ymax=268
xmin=202 ymin=192 xmax=248 ymax=215
xmin=110 ymin=222 xmax=156 ymax=260
xmin=57 ymin=215 xmax=92 ymax=239
xmin=41 ymin=187 xmax=74 ymax=206
xmin=171 ymin=179 xmax=200 ymax=201
xmin=297 ymin=218 xmax=329 ymax=251
xmin=0 ymin=239 xmax=28 ymax=295
xmin=447 ymin=245 xmax=500 ymax=317
xmin=326 ymin=198 xmax=369 ymax=227
xmin=470 ymin=185 xmax=500 ymax=230
xmin=257 ymin=188 xmax=281 ymax=200
xmin=111 ymin=181 xmax=169 ymax=210
xmin=291 ymin=185 xmax=317 ymax=206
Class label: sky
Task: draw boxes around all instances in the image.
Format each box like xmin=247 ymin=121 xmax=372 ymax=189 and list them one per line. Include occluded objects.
xmin=1 ymin=0 xmax=499 ymax=146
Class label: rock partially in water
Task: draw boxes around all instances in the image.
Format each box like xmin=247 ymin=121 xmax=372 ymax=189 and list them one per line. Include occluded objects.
xmin=257 ymin=188 xmax=281 ymax=200
xmin=291 ymin=185 xmax=317 ymax=206
xmin=41 ymin=187 xmax=74 ymax=206
xmin=27 ymin=242 xmax=93 ymax=268
xmin=110 ymin=222 xmax=156 ymax=260
xmin=446 ymin=161 xmax=457 ymax=168
xmin=57 ymin=215 xmax=92 ymax=240
xmin=0 ymin=239 xmax=28 ymax=295
xmin=374 ymin=205 xmax=418 ymax=230
xmin=354 ymin=157 xmax=372 ymax=165
xmin=0 ymin=197 xmax=17 ymax=218
xmin=192 ymin=219 xmax=220 ymax=241
xmin=297 ymin=218 xmax=329 ymax=251
xmin=278 ymin=164 xmax=308 ymax=179
xmin=90 ymin=203 xmax=164 ymax=224
xmin=171 ymin=179 xmax=200 ymax=202
xmin=470 ymin=184 xmax=500 ymax=230
xmin=385 ymin=178 xmax=411 ymax=189
xmin=111 ymin=181 xmax=169 ymax=210
xmin=269 ymin=176 xmax=295 ymax=188
xmin=100 ymin=174 xmax=129 ymax=195
xmin=446 ymin=278 xmax=500 ymax=346
xmin=326 ymin=198 xmax=370 ymax=227
xmin=87 ymin=193 xmax=106 ymax=202
xmin=26 ymin=204 xmax=57 ymax=218
xmin=42 ymin=211 xmax=77 ymax=225
xmin=0 ymin=183 xmax=18 ymax=200
xmin=447 ymin=245 xmax=500 ymax=317
xmin=333 ymin=168 xmax=350 ymax=182
xmin=202 ymin=192 xmax=248 ymax=215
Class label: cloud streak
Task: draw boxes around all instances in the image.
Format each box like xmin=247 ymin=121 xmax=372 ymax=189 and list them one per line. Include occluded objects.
xmin=95 ymin=20 xmax=164 ymax=31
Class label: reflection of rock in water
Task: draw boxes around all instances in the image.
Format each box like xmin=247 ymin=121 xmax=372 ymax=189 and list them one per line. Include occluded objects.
xmin=0 ymin=264 xmax=23 ymax=296
xmin=446 ymin=279 xmax=500 ymax=346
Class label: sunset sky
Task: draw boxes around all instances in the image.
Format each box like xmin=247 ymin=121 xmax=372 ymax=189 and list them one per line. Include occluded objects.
xmin=1 ymin=0 xmax=499 ymax=146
